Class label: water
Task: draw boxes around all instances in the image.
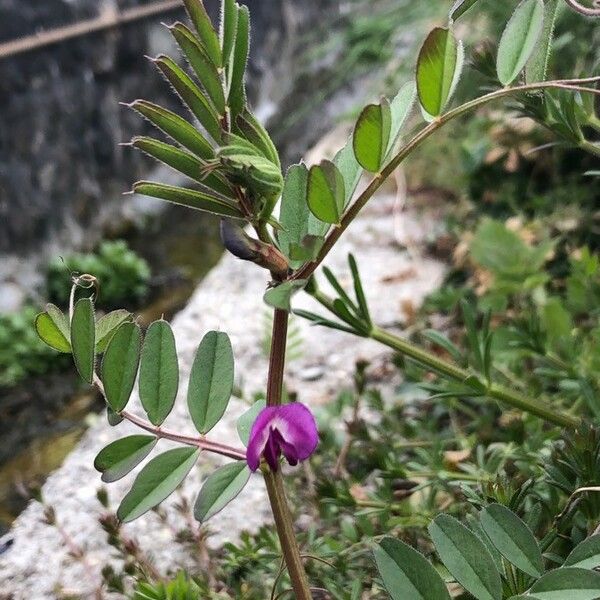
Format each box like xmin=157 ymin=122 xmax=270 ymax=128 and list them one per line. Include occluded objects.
xmin=0 ymin=206 xmax=223 ymax=535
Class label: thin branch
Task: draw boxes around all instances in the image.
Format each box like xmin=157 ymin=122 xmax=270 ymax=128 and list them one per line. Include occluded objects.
xmin=92 ymin=374 xmax=247 ymax=461
xmin=289 ymin=78 xmax=600 ymax=284
xmin=563 ymin=0 xmax=600 ymax=16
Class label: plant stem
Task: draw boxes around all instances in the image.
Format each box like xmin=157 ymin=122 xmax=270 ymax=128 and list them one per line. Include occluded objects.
xmin=263 ymin=306 xmax=313 ymax=599
xmin=264 ymin=469 xmax=313 ymax=600
xmin=290 ymin=77 xmax=600 ymax=284
xmin=266 ymin=309 xmax=289 ymax=407
xmin=92 ymin=374 xmax=247 ymax=460
xmin=369 ymin=326 xmax=578 ymax=428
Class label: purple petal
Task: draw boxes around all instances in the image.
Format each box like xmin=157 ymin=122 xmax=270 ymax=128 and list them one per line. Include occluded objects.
xmin=264 ymin=430 xmax=281 ymax=471
xmin=276 ymin=402 xmax=319 ymax=461
xmin=245 ymin=402 xmax=319 ymax=472
xmin=246 ymin=406 xmax=278 ymax=471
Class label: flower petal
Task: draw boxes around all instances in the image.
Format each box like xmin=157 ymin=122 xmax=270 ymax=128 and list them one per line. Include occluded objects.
xmin=277 ymin=402 xmax=319 ymax=461
xmin=246 ymin=406 xmax=278 ymax=471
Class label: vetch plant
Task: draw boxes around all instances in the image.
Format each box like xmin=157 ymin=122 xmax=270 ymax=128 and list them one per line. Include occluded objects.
xmin=33 ymin=0 xmax=600 ymax=597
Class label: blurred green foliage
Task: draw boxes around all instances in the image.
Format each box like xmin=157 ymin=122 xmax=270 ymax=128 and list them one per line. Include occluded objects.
xmin=46 ymin=241 xmax=150 ymax=310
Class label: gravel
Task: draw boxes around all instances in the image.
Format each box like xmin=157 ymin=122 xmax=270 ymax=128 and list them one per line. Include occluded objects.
xmin=0 ymin=190 xmax=445 ymax=599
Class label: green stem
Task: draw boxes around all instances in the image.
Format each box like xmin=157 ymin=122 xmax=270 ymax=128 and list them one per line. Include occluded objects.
xmin=290 ymin=77 xmax=600 ymax=284
xmin=369 ymin=326 xmax=577 ymax=428
xmin=263 ymin=307 xmax=313 ymax=599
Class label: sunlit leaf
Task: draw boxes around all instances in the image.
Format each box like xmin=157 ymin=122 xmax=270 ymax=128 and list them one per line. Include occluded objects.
xmin=35 ymin=306 xmax=71 ymax=353
xmin=71 ymin=297 xmax=96 ymax=383
xmin=95 ymin=310 xmax=131 ymax=353
xmin=193 ymin=461 xmax=250 ymax=523
xmin=94 ymin=435 xmax=157 ymax=483
xmin=139 ymin=320 xmax=179 ymax=426
xmin=307 ymin=160 xmax=345 ymax=225
xmin=334 ymin=137 xmax=362 ymax=206
xmin=117 ymin=447 xmax=199 ymax=522
xmin=497 ymin=0 xmax=544 ymax=86
xmin=102 ymin=322 xmax=142 ymax=413
xmin=374 ymin=537 xmax=451 ymax=600
xmin=416 ymin=27 xmax=461 ymax=117
xmin=353 ymin=99 xmax=392 ymax=173
xmin=386 ymin=82 xmax=417 ymax=160
xmin=187 ymin=331 xmax=234 ymax=434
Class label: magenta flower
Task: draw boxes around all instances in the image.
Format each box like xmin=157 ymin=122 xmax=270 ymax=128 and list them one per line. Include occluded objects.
xmin=246 ymin=402 xmax=319 ymax=472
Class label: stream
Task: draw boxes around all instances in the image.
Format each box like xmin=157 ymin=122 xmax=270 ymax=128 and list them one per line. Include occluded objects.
xmin=0 ymin=207 xmax=223 ymax=536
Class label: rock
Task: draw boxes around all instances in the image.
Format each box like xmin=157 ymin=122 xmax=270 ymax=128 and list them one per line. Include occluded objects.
xmin=0 ymin=190 xmax=445 ymax=598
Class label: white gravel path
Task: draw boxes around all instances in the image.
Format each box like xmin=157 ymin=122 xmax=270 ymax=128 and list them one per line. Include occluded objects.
xmin=0 ymin=183 xmax=446 ymax=599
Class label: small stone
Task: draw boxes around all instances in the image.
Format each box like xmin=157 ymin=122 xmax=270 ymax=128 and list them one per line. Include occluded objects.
xmin=298 ymin=366 xmax=325 ymax=381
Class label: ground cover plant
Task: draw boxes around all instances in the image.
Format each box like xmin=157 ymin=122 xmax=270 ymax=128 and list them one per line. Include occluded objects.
xmin=33 ymin=0 xmax=600 ymax=597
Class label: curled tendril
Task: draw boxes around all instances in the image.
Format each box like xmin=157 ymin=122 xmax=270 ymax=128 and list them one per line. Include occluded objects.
xmin=563 ymin=0 xmax=600 ymax=17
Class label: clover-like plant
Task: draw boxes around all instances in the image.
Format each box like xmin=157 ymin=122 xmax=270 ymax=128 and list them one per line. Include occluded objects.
xmin=34 ymin=0 xmax=600 ymax=597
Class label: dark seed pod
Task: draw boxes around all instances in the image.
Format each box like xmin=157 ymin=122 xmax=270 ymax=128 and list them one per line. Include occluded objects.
xmin=220 ymin=219 xmax=289 ymax=279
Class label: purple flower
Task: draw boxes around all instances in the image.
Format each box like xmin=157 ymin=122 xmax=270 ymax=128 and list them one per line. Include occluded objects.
xmin=246 ymin=402 xmax=319 ymax=472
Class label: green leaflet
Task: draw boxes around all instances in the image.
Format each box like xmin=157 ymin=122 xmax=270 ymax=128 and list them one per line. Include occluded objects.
xmin=169 ymin=23 xmax=225 ymax=115
xmin=449 ymin=0 xmax=482 ymax=21
xmin=228 ymin=4 xmax=249 ymax=120
xmin=564 ymin=535 xmax=600 ymax=570
xmin=128 ymin=100 xmax=214 ymax=160
xmin=117 ymin=447 xmax=199 ymax=522
xmin=193 ymin=461 xmax=250 ymax=523
xmin=220 ymin=0 xmax=238 ymax=73
xmin=264 ymin=280 xmax=308 ymax=311
xmin=526 ymin=0 xmax=559 ymax=83
xmin=416 ymin=27 xmax=461 ymax=117
xmin=278 ymin=163 xmax=310 ymax=267
xmin=334 ymin=137 xmax=362 ymax=208
xmin=374 ymin=537 xmax=451 ymax=600
xmin=187 ymin=331 xmax=235 ymax=434
xmin=237 ymin=399 xmax=266 ymax=446
xmin=139 ymin=320 xmax=179 ymax=426
xmin=71 ymin=297 xmax=96 ymax=383
xmin=497 ymin=0 xmax=545 ymax=86
xmin=528 ymin=567 xmax=600 ymax=599
xmin=102 ymin=322 xmax=142 ymax=413
xmin=428 ymin=514 xmax=502 ymax=600
xmin=131 ymin=136 xmax=232 ymax=197
xmin=153 ymin=55 xmax=222 ymax=141
xmin=95 ymin=310 xmax=131 ymax=353
xmin=94 ymin=435 xmax=157 ymax=483
xmin=133 ymin=181 xmax=242 ymax=218
xmin=307 ymin=160 xmax=345 ymax=225
xmin=353 ymin=99 xmax=392 ymax=173
xmin=385 ymin=82 xmax=417 ymax=160
xmin=235 ymin=111 xmax=280 ymax=167
xmin=182 ymin=0 xmax=222 ymax=67
xmin=35 ymin=305 xmax=71 ymax=353
xmin=480 ymin=504 xmax=543 ymax=577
